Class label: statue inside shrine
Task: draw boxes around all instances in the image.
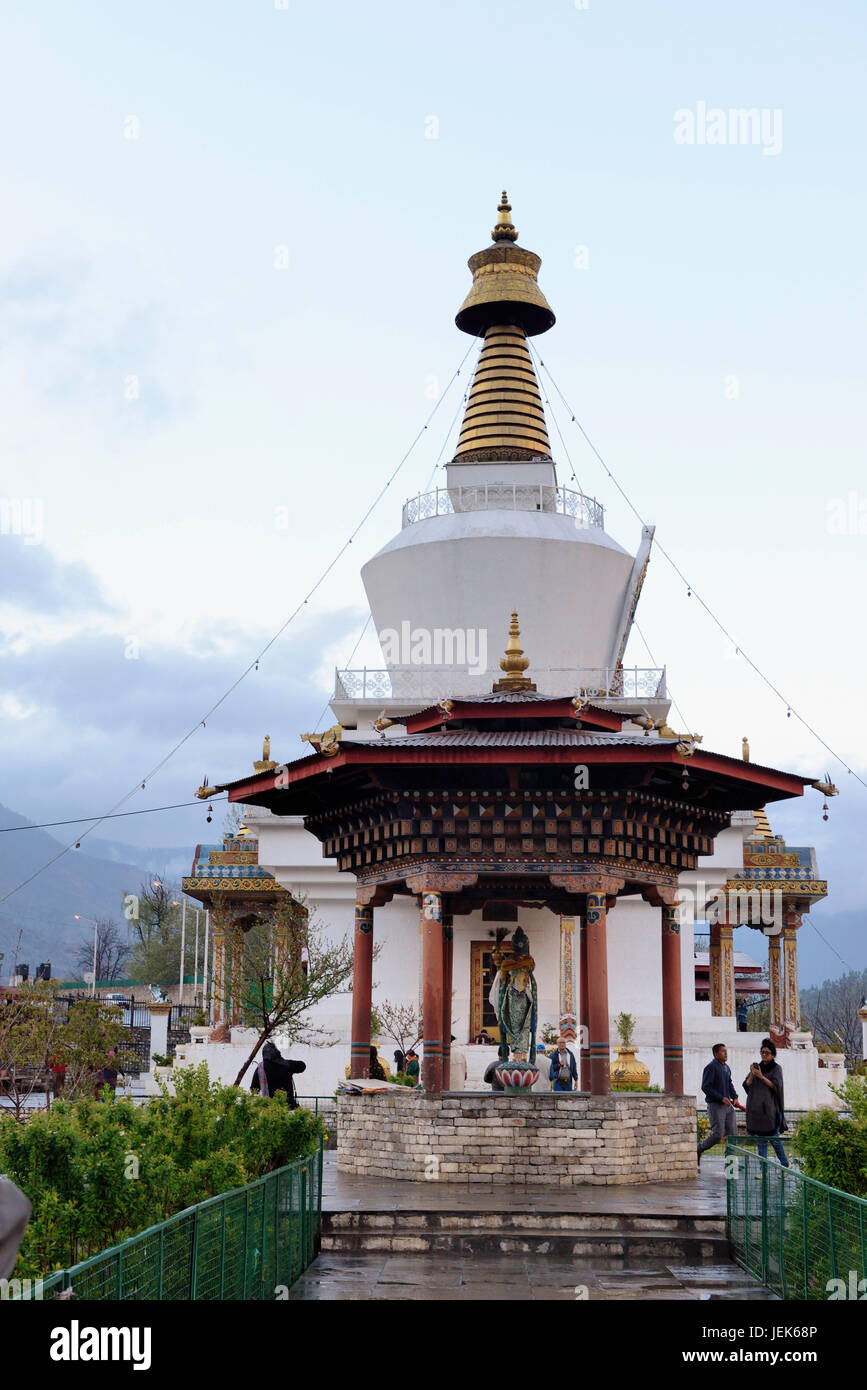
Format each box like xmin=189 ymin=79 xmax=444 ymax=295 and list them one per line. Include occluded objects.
xmin=493 ymin=926 xmax=538 ymax=1062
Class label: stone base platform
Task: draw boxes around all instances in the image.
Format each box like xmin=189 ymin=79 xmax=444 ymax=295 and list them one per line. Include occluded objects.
xmin=337 ymin=1091 xmax=697 ymax=1185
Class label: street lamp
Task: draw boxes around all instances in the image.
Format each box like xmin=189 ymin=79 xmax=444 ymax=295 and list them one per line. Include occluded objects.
xmin=74 ymin=915 xmax=99 ymax=996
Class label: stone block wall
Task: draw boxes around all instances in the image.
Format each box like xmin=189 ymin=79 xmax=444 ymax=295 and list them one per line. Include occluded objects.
xmin=337 ymin=1092 xmax=697 ymax=1185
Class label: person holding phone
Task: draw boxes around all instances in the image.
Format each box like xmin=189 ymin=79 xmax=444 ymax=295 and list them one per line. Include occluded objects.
xmin=743 ymin=1038 xmax=789 ymax=1165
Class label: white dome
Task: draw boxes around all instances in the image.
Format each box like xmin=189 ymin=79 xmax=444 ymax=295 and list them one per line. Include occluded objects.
xmin=361 ymin=508 xmax=637 ymax=679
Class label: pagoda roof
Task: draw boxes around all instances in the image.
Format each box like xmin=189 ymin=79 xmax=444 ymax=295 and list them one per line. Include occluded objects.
xmin=212 ymin=699 xmax=816 ymax=817
xmin=404 ymin=693 xmax=624 ymax=733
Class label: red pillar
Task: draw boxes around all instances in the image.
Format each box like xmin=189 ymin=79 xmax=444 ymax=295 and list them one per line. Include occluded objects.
xmin=349 ymin=900 xmax=373 ymax=1079
xmin=421 ymin=891 xmax=444 ymax=1092
xmin=442 ymin=924 xmax=453 ymax=1089
xmin=661 ymin=903 xmax=684 ymax=1096
xmin=579 ymin=916 xmax=590 ymax=1091
xmin=585 ymin=892 xmax=610 ymax=1095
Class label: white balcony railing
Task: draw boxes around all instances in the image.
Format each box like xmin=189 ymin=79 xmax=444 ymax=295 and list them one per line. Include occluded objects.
xmin=334 ymin=666 xmax=667 ymax=703
xmin=401 ymin=484 xmax=605 ymax=531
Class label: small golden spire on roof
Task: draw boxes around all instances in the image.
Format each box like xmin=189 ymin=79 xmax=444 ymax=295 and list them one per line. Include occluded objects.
xmin=742 ymin=736 xmax=750 ymax=762
xmin=254 ymin=734 xmax=277 ymax=773
xmin=492 ymin=611 xmax=537 ymax=692
xmin=492 ymin=190 xmax=518 ymax=243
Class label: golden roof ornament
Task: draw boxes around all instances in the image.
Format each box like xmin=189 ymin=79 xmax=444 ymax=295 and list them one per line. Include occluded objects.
xmin=254 ymin=735 xmax=278 ymax=773
xmin=742 ymin=736 xmax=750 ymax=762
xmin=491 ymin=190 xmax=518 ymax=243
xmin=492 ymin=612 xmax=537 ymax=693
xmin=301 ymin=723 xmax=344 ymax=757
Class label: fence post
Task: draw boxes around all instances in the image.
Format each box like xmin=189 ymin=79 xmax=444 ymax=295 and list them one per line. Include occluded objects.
xmin=860 ymin=1202 xmax=867 ymax=1282
xmin=317 ymin=1135 xmax=324 ymax=1247
xmin=242 ymin=1188 xmax=250 ymax=1300
xmin=115 ymin=1246 xmax=123 ymax=1300
xmin=802 ymin=1185 xmax=809 ymax=1298
xmin=760 ymin=1159 xmax=769 ymax=1284
xmin=827 ymin=1191 xmax=837 ymax=1283
xmin=190 ymin=1206 xmax=200 ymax=1300
xmin=778 ymin=1168 xmax=787 ymax=1299
xmin=157 ymin=1224 xmax=164 ymax=1301
xmin=301 ymin=1165 xmax=308 ymax=1270
xmin=219 ymin=1195 xmax=227 ymax=1300
xmin=743 ymin=1149 xmax=752 ymax=1273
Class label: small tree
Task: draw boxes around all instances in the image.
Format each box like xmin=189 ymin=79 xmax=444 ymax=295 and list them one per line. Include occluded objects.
xmin=126 ymin=878 xmax=195 ymax=988
xmin=0 ymin=988 xmax=134 ymax=1117
xmin=221 ymin=899 xmax=359 ymax=1088
xmin=73 ymin=918 xmax=129 ymax=983
xmin=376 ymin=999 xmax=422 ymax=1067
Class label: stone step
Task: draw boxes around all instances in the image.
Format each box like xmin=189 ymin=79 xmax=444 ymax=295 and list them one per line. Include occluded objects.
xmin=325 ymin=1210 xmax=724 ymax=1237
xmin=322 ymin=1208 xmax=726 ymax=1259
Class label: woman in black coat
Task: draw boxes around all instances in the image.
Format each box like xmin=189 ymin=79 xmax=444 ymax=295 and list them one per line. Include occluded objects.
xmin=250 ymin=1041 xmax=306 ymax=1109
xmin=743 ymin=1038 xmax=789 ymax=1166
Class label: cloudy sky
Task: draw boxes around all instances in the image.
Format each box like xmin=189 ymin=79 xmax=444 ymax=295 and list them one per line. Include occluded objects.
xmin=1 ymin=1 xmax=865 ymax=983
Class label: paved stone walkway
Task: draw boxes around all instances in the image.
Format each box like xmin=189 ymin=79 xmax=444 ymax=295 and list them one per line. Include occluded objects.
xmin=320 ymin=1151 xmax=727 ymax=1217
xmin=289 ymin=1155 xmax=777 ymax=1301
xmin=290 ymin=1251 xmax=777 ymax=1300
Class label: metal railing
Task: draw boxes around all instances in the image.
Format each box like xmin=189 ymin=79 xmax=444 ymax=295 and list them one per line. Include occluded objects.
xmin=401 ymin=483 xmax=605 ymax=530
xmin=17 ymin=1142 xmax=323 ymax=1301
xmin=726 ymin=1139 xmax=867 ymax=1299
xmin=334 ymin=665 xmax=667 ymax=703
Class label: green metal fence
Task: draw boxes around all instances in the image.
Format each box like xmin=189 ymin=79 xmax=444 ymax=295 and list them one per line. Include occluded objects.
xmin=21 ymin=1141 xmax=323 ymax=1301
xmin=726 ymin=1139 xmax=867 ymax=1299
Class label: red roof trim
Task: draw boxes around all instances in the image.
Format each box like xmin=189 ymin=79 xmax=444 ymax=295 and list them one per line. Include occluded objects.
xmin=404 ymin=698 xmax=624 ymax=734
xmin=222 ymin=740 xmax=809 ymax=802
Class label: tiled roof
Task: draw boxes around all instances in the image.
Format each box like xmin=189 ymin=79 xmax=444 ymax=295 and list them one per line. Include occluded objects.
xmin=355 ymin=730 xmax=674 ymax=749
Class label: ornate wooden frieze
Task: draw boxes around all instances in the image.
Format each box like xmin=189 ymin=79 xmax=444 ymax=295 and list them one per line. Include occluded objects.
xmin=308 ymin=787 xmax=725 ymax=877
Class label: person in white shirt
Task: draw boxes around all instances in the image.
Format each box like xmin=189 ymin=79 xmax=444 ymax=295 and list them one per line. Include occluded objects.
xmin=449 ymin=1037 xmax=467 ymax=1091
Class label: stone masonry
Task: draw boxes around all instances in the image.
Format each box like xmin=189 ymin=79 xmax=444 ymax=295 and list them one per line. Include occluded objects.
xmin=337 ymin=1092 xmax=697 ymax=1185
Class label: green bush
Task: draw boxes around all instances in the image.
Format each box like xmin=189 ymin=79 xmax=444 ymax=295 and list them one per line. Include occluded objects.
xmin=0 ymin=1062 xmax=323 ymax=1279
xmin=792 ymin=1106 xmax=867 ymax=1197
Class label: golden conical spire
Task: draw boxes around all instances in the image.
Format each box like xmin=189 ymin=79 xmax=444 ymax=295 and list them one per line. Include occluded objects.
xmin=492 ymin=612 xmax=537 ymax=693
xmin=453 ymin=192 xmax=554 ymax=462
xmin=453 ymin=324 xmax=552 ymax=461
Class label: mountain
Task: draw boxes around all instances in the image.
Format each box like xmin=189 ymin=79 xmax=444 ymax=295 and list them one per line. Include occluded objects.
xmin=0 ymin=804 xmax=189 ymax=979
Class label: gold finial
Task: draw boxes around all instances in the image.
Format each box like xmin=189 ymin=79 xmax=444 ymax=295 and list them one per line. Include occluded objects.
xmin=491 ymin=190 xmax=518 ymax=243
xmin=254 ymin=734 xmax=278 ymax=773
xmin=300 ymin=723 xmax=344 ymax=757
xmin=492 ymin=611 xmax=536 ymax=692
xmin=742 ymin=736 xmax=750 ymax=763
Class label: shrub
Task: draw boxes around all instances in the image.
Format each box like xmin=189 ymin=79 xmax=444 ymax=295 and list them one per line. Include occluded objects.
xmin=0 ymin=1063 xmax=323 ymax=1279
xmin=792 ymin=1107 xmax=867 ymax=1197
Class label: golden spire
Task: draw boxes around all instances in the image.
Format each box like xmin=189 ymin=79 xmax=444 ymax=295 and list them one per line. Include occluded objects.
xmin=492 ymin=190 xmax=518 ymax=242
xmin=492 ymin=611 xmax=537 ymax=692
xmin=453 ymin=192 xmax=555 ymax=463
xmin=254 ymin=734 xmax=277 ymax=773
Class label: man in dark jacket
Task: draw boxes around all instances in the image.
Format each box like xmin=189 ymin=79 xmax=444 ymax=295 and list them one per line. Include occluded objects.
xmin=697 ymin=1042 xmax=742 ymax=1162
xmin=250 ymin=1041 xmax=306 ymax=1109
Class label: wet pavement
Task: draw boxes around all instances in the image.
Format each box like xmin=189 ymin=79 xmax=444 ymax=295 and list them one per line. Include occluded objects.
xmin=289 ymin=1155 xmax=777 ymax=1301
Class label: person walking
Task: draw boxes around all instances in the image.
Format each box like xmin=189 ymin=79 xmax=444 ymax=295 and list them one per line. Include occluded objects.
xmin=250 ymin=1041 xmax=306 ymax=1109
xmin=548 ymin=1034 xmax=578 ymax=1092
xmin=697 ymin=1043 xmax=744 ymax=1162
xmin=743 ymin=1038 xmax=789 ymax=1165
xmin=405 ymin=1051 xmax=420 ymax=1083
